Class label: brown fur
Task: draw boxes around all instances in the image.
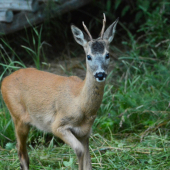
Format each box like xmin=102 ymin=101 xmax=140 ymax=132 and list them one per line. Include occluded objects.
xmin=1 ymin=15 xmax=118 ymax=170
xmin=1 ymin=68 xmax=104 ymax=170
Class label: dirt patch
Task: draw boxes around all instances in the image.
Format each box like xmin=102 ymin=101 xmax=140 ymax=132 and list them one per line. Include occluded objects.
xmin=43 ymin=55 xmax=86 ymax=79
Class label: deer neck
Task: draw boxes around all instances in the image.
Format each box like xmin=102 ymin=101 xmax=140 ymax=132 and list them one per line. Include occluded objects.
xmin=80 ymin=70 xmax=105 ymax=116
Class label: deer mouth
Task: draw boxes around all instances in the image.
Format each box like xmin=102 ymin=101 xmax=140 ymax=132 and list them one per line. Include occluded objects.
xmin=94 ymin=72 xmax=107 ymax=82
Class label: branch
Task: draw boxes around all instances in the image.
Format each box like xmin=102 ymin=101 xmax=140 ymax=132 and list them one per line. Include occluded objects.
xmin=0 ymin=10 xmax=13 ymax=23
xmin=0 ymin=0 xmax=91 ymax=35
xmin=0 ymin=0 xmax=39 ymax=12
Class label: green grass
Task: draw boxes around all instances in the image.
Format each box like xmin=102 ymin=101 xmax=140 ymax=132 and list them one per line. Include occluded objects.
xmin=0 ymin=132 xmax=170 ymax=169
xmin=1 ymin=67 xmax=170 ymax=169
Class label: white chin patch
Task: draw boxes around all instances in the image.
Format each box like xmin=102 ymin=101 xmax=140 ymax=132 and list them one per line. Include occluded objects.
xmin=96 ymin=77 xmax=106 ymax=82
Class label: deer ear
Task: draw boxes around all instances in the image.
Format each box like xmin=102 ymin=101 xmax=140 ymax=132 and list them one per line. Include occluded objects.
xmin=71 ymin=25 xmax=88 ymax=46
xmin=103 ymin=18 xmax=119 ymax=43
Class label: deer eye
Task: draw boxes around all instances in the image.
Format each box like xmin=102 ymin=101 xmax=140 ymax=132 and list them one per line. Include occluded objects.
xmin=87 ymin=55 xmax=92 ymax=60
xmin=106 ymin=53 xmax=110 ymax=59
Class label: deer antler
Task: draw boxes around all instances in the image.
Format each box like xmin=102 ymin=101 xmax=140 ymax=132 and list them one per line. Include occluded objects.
xmin=101 ymin=13 xmax=106 ymax=39
xmin=82 ymin=21 xmax=93 ymax=41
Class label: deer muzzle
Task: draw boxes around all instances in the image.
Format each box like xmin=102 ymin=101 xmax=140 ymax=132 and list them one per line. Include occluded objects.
xmin=94 ymin=72 xmax=107 ymax=82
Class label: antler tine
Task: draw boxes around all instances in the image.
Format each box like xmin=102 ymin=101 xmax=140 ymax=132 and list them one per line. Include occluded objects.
xmin=101 ymin=13 xmax=106 ymax=39
xmin=82 ymin=21 xmax=93 ymax=41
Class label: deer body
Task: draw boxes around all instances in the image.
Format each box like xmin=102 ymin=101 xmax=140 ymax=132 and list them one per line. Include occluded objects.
xmin=2 ymin=68 xmax=103 ymax=134
xmin=1 ymin=14 xmax=118 ymax=170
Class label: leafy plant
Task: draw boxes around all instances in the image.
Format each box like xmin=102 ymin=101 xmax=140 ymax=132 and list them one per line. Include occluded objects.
xmin=21 ymin=26 xmax=46 ymax=70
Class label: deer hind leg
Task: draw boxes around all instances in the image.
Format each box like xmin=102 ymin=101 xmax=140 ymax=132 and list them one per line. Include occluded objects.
xmin=13 ymin=118 xmax=30 ymax=170
xmin=52 ymin=126 xmax=84 ymax=170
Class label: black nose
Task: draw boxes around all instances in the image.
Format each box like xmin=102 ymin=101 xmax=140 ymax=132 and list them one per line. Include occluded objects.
xmin=94 ymin=72 xmax=107 ymax=80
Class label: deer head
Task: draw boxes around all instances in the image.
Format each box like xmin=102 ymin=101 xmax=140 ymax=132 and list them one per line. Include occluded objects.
xmin=71 ymin=14 xmax=118 ymax=82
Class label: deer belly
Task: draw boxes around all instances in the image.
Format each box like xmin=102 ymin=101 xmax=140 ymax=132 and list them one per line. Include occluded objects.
xmin=29 ymin=111 xmax=55 ymax=132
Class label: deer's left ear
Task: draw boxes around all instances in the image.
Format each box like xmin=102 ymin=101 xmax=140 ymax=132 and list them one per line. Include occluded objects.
xmin=103 ymin=18 xmax=119 ymax=43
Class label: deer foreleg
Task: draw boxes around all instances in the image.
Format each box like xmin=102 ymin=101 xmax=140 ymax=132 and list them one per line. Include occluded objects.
xmin=80 ymin=137 xmax=92 ymax=170
xmin=52 ymin=127 xmax=85 ymax=170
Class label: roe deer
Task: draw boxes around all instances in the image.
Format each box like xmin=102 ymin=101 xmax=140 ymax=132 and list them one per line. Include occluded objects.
xmin=1 ymin=14 xmax=118 ymax=170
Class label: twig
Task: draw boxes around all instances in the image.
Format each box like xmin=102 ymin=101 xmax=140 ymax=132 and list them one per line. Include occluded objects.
xmin=155 ymin=39 xmax=170 ymax=47
xmin=0 ymin=132 xmax=12 ymax=141
xmin=140 ymin=121 xmax=168 ymax=142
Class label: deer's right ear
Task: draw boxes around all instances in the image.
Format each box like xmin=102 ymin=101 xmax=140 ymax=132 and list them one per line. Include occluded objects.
xmin=71 ymin=25 xmax=88 ymax=46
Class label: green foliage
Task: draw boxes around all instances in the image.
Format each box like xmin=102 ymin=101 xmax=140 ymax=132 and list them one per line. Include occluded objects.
xmin=96 ymin=65 xmax=170 ymax=135
xmin=0 ymin=98 xmax=15 ymax=147
xmin=21 ymin=26 xmax=46 ymax=70
xmin=92 ymin=0 xmax=170 ymax=138
xmin=0 ymin=39 xmax=26 ymax=80
xmin=0 ymin=133 xmax=170 ymax=169
xmin=63 ymin=157 xmax=74 ymax=168
xmin=5 ymin=142 xmax=15 ymax=150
